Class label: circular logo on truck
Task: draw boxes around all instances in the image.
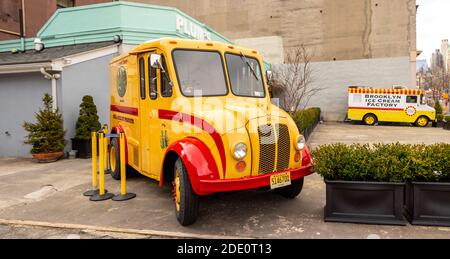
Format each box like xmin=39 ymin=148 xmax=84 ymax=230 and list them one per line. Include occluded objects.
xmin=405 ymin=106 xmax=417 ymax=116
xmin=116 ymin=66 xmax=127 ymax=97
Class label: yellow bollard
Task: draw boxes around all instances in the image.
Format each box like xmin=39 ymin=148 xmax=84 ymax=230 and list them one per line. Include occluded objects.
xmin=92 ymin=132 xmax=98 ymax=189
xmin=103 ymin=125 xmax=109 ymax=173
xmin=112 ymin=132 xmax=136 ymax=201
xmin=90 ymin=132 xmax=114 ymax=201
xmin=120 ymin=132 xmax=126 ymax=195
xmin=83 ymin=132 xmax=98 ymax=197
xmin=99 ymin=132 xmax=105 ymax=195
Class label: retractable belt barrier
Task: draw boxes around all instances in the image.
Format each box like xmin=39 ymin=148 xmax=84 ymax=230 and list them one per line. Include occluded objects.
xmin=83 ymin=128 xmax=136 ymax=202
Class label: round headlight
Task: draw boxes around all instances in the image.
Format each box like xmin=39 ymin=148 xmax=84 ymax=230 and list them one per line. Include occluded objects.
xmin=233 ymin=142 xmax=247 ymax=160
xmin=295 ymin=135 xmax=305 ymax=150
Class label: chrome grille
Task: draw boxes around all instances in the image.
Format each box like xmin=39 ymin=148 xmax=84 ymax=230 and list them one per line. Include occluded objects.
xmin=258 ymin=124 xmax=276 ymax=174
xmin=276 ymin=124 xmax=291 ymax=171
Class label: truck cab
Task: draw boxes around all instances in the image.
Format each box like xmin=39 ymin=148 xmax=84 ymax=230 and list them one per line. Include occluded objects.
xmin=109 ymin=38 xmax=314 ymax=225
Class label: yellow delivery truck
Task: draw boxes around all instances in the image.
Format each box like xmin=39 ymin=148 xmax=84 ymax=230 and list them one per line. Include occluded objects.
xmin=347 ymin=86 xmax=436 ymax=127
xmin=108 ymin=38 xmax=314 ymax=225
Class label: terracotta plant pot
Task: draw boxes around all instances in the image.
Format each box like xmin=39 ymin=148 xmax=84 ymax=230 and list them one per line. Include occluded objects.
xmin=32 ymin=151 xmax=64 ymax=163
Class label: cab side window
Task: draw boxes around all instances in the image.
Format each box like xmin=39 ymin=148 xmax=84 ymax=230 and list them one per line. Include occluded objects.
xmin=406 ymin=95 xmax=418 ymax=104
xmin=148 ymin=55 xmax=157 ymax=100
xmin=139 ymin=58 xmax=146 ymax=100
xmin=161 ymin=55 xmax=172 ymax=97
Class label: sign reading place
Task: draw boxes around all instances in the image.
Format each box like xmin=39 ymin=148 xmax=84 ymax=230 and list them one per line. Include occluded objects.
xmin=176 ymin=15 xmax=212 ymax=41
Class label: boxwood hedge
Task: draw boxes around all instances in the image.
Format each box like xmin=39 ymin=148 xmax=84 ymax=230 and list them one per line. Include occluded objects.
xmin=312 ymin=143 xmax=450 ymax=183
xmin=292 ymin=107 xmax=321 ymax=134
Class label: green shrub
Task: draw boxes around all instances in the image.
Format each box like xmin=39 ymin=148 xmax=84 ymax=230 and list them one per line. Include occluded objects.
xmin=312 ymin=143 xmax=450 ymax=183
xmin=445 ymin=116 xmax=450 ymax=122
xmin=292 ymin=107 xmax=321 ymax=133
xmin=434 ymin=102 xmax=443 ymax=122
xmin=75 ymin=95 xmax=101 ymax=140
xmin=23 ymin=94 xmax=66 ymax=154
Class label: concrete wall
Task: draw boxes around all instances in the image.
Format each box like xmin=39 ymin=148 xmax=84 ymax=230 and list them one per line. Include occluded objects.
xmin=134 ymin=0 xmax=417 ymax=62
xmin=60 ymin=53 xmax=115 ymax=152
xmin=0 ymin=73 xmax=51 ymax=157
xmin=302 ymin=56 xmax=412 ymax=121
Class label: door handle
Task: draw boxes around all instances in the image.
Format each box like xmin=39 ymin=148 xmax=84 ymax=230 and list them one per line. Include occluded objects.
xmin=149 ymin=110 xmax=156 ymax=119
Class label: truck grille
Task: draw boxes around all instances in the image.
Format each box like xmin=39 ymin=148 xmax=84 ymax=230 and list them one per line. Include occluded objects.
xmin=276 ymin=124 xmax=291 ymax=171
xmin=258 ymin=124 xmax=276 ymax=174
xmin=257 ymin=124 xmax=290 ymax=174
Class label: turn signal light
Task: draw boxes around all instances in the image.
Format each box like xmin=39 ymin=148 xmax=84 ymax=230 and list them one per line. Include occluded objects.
xmin=294 ymin=151 xmax=301 ymax=162
xmin=236 ymin=161 xmax=246 ymax=172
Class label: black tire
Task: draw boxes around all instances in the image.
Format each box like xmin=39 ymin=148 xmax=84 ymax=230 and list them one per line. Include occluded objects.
xmin=108 ymin=137 xmax=122 ymax=180
xmin=415 ymin=116 xmax=429 ymax=127
xmin=174 ymin=158 xmax=199 ymax=226
xmin=363 ymin=113 xmax=378 ymax=126
xmin=275 ymin=178 xmax=304 ymax=199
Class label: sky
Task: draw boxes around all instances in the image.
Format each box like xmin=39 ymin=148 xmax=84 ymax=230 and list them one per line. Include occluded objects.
xmin=416 ymin=0 xmax=450 ymax=63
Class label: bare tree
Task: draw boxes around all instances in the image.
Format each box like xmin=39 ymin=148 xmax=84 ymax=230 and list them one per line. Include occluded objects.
xmin=269 ymin=45 xmax=322 ymax=114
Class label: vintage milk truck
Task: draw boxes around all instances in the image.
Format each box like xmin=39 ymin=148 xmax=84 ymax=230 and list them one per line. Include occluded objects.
xmin=108 ymin=38 xmax=314 ymax=225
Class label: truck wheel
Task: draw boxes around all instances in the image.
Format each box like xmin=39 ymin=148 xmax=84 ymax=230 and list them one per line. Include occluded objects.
xmin=108 ymin=137 xmax=123 ymax=180
xmin=415 ymin=116 xmax=429 ymax=127
xmin=363 ymin=114 xmax=377 ymax=126
xmin=173 ymin=158 xmax=199 ymax=226
xmin=275 ymin=178 xmax=304 ymax=199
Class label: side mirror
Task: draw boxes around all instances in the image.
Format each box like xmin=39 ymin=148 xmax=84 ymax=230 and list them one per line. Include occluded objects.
xmin=266 ymin=70 xmax=273 ymax=81
xmin=150 ymin=54 xmax=163 ymax=69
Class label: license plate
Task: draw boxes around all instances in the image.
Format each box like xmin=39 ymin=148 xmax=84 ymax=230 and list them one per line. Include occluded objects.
xmin=270 ymin=172 xmax=291 ymax=189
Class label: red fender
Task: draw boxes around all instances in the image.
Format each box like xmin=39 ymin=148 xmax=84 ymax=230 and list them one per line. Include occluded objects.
xmin=111 ymin=125 xmax=128 ymax=163
xmin=160 ymin=138 xmax=220 ymax=195
xmin=302 ymin=146 xmax=312 ymax=167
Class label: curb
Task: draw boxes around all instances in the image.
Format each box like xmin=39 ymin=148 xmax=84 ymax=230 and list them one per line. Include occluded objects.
xmin=0 ymin=219 xmax=253 ymax=239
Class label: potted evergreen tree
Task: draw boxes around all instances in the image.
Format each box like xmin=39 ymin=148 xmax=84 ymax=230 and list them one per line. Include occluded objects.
xmin=23 ymin=94 xmax=66 ymax=162
xmin=72 ymin=95 xmax=101 ymax=158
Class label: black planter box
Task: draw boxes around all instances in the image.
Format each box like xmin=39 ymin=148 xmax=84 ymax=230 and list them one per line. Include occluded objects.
xmin=71 ymin=138 xmax=92 ymax=159
xmin=405 ymin=182 xmax=450 ymax=227
xmin=444 ymin=122 xmax=450 ymax=130
xmin=324 ymin=180 xmax=406 ymax=225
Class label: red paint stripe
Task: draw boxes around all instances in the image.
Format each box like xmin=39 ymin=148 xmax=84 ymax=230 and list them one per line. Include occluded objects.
xmin=158 ymin=109 xmax=227 ymax=177
xmin=111 ymin=105 xmax=138 ymax=116
xmin=349 ymin=107 xmax=404 ymax=111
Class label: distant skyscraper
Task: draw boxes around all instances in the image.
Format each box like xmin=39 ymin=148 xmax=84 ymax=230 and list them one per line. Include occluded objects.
xmin=441 ymin=39 xmax=450 ymax=73
xmin=431 ymin=49 xmax=444 ymax=72
xmin=416 ymin=59 xmax=429 ymax=72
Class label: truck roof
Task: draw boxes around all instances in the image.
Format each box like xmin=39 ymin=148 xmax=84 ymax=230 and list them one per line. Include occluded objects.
xmin=348 ymin=87 xmax=424 ymax=95
xmin=111 ymin=37 xmax=260 ymax=64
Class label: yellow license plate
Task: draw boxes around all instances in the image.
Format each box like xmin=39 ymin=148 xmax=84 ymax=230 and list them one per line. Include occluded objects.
xmin=270 ymin=172 xmax=291 ymax=189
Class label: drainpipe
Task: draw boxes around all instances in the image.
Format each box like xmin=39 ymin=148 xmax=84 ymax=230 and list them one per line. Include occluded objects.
xmin=19 ymin=8 xmax=25 ymax=52
xmin=40 ymin=68 xmax=60 ymax=111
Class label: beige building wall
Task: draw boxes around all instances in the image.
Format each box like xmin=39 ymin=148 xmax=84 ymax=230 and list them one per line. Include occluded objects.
xmin=132 ymin=0 xmax=417 ymax=121
xmin=132 ymin=0 xmax=416 ymax=63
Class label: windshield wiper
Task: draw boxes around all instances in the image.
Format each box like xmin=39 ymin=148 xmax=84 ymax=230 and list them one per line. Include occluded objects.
xmin=239 ymin=52 xmax=259 ymax=81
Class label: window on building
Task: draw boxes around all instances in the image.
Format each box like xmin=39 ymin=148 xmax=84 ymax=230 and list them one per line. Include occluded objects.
xmin=139 ymin=58 xmax=146 ymax=100
xmin=148 ymin=55 xmax=157 ymax=100
xmin=160 ymin=55 xmax=172 ymax=97
xmin=57 ymin=0 xmax=74 ymax=8
xmin=406 ymin=95 xmax=418 ymax=104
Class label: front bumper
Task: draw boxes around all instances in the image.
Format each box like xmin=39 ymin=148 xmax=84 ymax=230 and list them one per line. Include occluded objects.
xmin=197 ymin=162 xmax=314 ymax=195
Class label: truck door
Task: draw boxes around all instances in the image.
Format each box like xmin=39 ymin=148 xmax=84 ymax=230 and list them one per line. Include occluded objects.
xmin=138 ymin=52 xmax=159 ymax=177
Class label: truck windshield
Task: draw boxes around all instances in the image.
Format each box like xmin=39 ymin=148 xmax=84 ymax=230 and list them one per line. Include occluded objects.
xmin=225 ymin=53 xmax=265 ymax=98
xmin=172 ymin=50 xmax=228 ymax=97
